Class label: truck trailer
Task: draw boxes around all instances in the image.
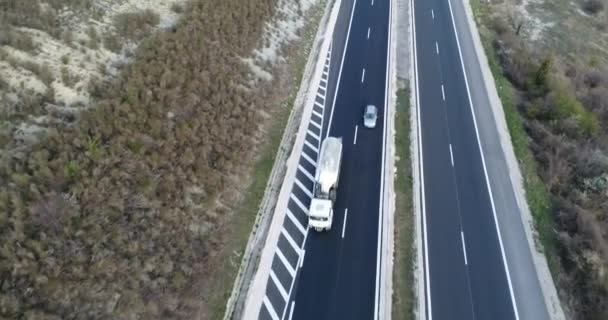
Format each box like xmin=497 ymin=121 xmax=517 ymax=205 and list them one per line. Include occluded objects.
xmin=308 ymin=136 xmax=342 ymax=232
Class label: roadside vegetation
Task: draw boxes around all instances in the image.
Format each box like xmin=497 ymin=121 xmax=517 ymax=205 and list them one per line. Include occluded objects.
xmin=471 ymin=0 xmax=608 ymax=318
xmin=0 ymin=0 xmax=324 ymax=318
xmin=392 ymin=89 xmax=415 ymax=320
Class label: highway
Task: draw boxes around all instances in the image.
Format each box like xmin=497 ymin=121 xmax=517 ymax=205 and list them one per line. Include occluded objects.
xmin=288 ymin=0 xmax=391 ymax=318
xmin=253 ymin=0 xmax=555 ymax=317
xmin=412 ymin=0 xmax=517 ymax=318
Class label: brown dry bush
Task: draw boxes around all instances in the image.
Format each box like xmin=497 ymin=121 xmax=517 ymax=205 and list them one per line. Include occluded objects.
xmin=491 ymin=14 xmax=608 ymax=320
xmin=114 ymin=9 xmax=160 ymax=41
xmin=0 ymin=0 xmax=284 ymax=318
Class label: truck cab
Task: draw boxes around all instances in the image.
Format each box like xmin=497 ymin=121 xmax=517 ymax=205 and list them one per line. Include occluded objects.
xmin=308 ymin=198 xmax=333 ymax=231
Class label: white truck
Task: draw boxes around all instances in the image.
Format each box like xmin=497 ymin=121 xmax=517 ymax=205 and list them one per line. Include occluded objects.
xmin=308 ymin=136 xmax=343 ymax=232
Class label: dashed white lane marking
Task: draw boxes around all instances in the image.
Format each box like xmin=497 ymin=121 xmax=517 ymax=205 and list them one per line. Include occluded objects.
xmin=431 ymin=9 xmax=434 ymax=19
xmin=288 ymin=301 xmax=296 ymax=320
xmin=270 ymin=270 xmax=289 ymax=300
xmin=367 ymin=27 xmax=371 ymax=39
xmin=441 ymin=84 xmax=445 ymax=101
xmin=276 ymin=248 xmax=296 ymax=276
xmin=353 ymin=125 xmax=359 ymax=145
xmin=372 ymin=0 xmax=374 ymax=5
xmin=361 ymin=68 xmax=366 ymax=83
xmin=461 ymin=231 xmax=468 ymax=265
xmin=294 ymin=177 xmax=313 ymax=198
xmin=290 ymin=194 xmax=309 ymax=215
xmin=342 ymin=208 xmax=348 ymax=238
xmin=298 ymin=164 xmax=315 ymax=182
xmin=286 ymin=209 xmax=306 ymax=234
xmin=449 ymin=144 xmax=454 ymax=167
xmin=436 ymin=41 xmax=439 ymax=55
xmin=263 ymin=296 xmax=280 ymax=320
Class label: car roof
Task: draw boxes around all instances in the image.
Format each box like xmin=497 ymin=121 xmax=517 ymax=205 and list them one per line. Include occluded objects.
xmin=365 ymin=105 xmax=377 ymax=112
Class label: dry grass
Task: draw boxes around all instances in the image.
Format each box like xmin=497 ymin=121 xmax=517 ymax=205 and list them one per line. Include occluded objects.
xmin=0 ymin=0 xmax=326 ymax=318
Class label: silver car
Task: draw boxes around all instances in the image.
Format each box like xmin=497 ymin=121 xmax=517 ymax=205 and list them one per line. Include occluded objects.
xmin=363 ymin=104 xmax=378 ymax=128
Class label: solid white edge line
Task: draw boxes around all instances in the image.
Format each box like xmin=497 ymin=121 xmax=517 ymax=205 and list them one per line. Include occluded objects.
xmin=361 ymin=68 xmax=366 ymax=83
xmin=263 ymin=296 xmax=280 ymax=320
xmin=446 ymin=0 xmax=520 ymax=318
xmin=367 ymin=27 xmax=371 ymax=39
xmin=288 ymin=301 xmax=295 ymax=320
xmin=270 ymin=270 xmax=289 ymax=300
xmin=441 ymin=84 xmax=445 ymax=101
xmin=354 ymin=125 xmax=359 ymax=145
xmin=449 ymin=144 xmax=454 ymax=167
xmin=375 ymin=0 xmax=392 ymax=317
xmin=341 ymin=208 xmax=348 ymax=238
xmin=326 ymin=0 xmax=358 ymax=137
xmin=412 ymin=0 xmax=433 ymax=317
xmin=461 ymin=231 xmax=468 ymax=265
xmin=436 ymin=41 xmax=439 ymax=55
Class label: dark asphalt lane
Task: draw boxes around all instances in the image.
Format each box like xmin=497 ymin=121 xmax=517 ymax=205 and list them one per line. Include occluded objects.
xmin=289 ymin=0 xmax=390 ymax=319
xmin=414 ymin=0 xmax=517 ymax=318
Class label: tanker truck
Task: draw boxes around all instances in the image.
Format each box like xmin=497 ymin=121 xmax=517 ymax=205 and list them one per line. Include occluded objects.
xmin=308 ymin=136 xmax=343 ymax=232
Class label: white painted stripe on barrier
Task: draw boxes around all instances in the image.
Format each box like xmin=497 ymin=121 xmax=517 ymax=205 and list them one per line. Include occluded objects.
xmin=290 ymin=194 xmax=309 ymax=215
xmin=310 ymin=119 xmax=322 ymax=131
xmin=307 ymin=130 xmax=320 ymax=141
xmin=297 ymin=164 xmax=315 ymax=182
xmin=269 ymin=270 xmax=289 ymax=301
xmin=286 ymin=209 xmax=307 ymax=235
xmin=281 ymin=228 xmax=301 ymax=252
xmin=276 ymin=248 xmax=296 ymax=276
xmin=304 ymin=140 xmax=319 ymax=153
xmin=263 ymin=296 xmax=280 ymax=320
xmin=312 ymin=109 xmax=323 ymax=119
xmin=301 ymin=150 xmax=317 ymax=167
xmin=294 ymin=177 xmax=313 ymax=198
